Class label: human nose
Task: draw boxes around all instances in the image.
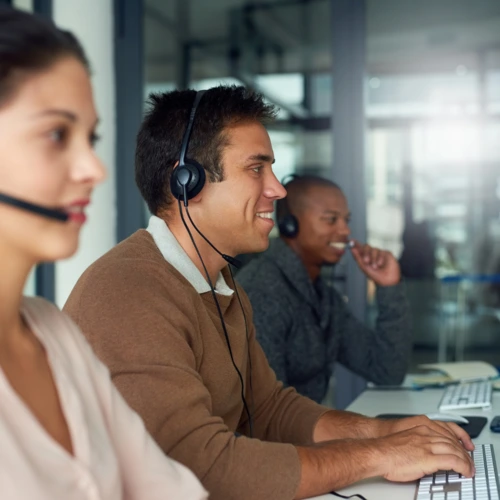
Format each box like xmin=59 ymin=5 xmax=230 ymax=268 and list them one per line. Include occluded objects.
xmin=264 ymin=170 xmax=287 ymax=200
xmin=338 ymin=218 xmax=350 ymax=237
xmin=71 ymin=148 xmax=107 ymax=186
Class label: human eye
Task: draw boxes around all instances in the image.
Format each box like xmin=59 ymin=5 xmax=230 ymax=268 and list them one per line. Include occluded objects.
xmin=48 ymin=125 xmax=69 ymax=145
xmin=320 ymin=215 xmax=338 ymax=225
xmin=251 ymin=166 xmax=263 ymax=174
xmin=89 ymin=131 xmax=101 ymax=148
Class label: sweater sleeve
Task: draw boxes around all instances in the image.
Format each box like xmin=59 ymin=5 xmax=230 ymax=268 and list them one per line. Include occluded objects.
xmin=334 ymin=281 xmax=412 ymax=385
xmin=235 ymin=286 xmax=329 ymax=445
xmin=64 ymin=261 xmax=315 ymax=500
xmin=244 ymin=321 xmax=329 ymax=445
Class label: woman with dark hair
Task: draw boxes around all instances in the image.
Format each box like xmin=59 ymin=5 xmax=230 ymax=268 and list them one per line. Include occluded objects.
xmin=0 ymin=7 xmax=207 ymax=499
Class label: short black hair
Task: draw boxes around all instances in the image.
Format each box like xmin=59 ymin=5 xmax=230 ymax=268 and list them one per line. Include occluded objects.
xmin=0 ymin=7 xmax=89 ymax=107
xmin=135 ymin=85 xmax=278 ymax=216
xmin=277 ymin=175 xmax=342 ymax=220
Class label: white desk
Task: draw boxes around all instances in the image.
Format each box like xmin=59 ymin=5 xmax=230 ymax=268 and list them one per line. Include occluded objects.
xmin=308 ymin=387 xmax=500 ymax=500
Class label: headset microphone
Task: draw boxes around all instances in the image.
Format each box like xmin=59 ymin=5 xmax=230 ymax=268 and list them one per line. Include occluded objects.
xmin=221 ymin=254 xmax=242 ymax=269
xmin=0 ymin=192 xmax=69 ymax=222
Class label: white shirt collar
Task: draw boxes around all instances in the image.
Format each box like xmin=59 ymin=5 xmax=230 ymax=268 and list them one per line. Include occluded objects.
xmin=146 ymin=215 xmax=234 ymax=296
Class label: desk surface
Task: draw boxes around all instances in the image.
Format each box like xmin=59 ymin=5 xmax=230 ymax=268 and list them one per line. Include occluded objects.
xmin=308 ymin=388 xmax=500 ymax=500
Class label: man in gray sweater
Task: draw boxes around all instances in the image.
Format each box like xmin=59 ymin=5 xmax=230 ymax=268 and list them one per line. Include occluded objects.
xmin=237 ymin=175 xmax=412 ymax=403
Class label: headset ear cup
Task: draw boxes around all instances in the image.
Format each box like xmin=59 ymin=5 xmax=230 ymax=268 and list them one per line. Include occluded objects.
xmin=170 ymin=161 xmax=206 ymax=202
xmin=278 ymin=214 xmax=299 ymax=238
xmin=184 ymin=160 xmax=205 ymax=199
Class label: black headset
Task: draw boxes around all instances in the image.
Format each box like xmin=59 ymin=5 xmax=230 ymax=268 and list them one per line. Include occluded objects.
xmin=170 ymin=90 xmax=207 ymax=206
xmin=171 ymin=89 xmax=254 ymax=437
xmin=277 ymin=174 xmax=301 ymax=239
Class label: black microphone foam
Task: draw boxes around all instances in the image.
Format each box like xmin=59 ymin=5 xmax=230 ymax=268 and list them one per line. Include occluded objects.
xmin=221 ymin=254 xmax=242 ymax=269
xmin=0 ymin=192 xmax=69 ymax=222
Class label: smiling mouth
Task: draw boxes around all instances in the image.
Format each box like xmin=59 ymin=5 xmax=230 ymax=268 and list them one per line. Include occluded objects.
xmin=256 ymin=212 xmax=273 ymax=219
xmin=62 ymin=201 xmax=89 ymax=224
xmin=329 ymin=242 xmax=346 ymax=250
xmin=329 ymin=241 xmax=354 ymax=250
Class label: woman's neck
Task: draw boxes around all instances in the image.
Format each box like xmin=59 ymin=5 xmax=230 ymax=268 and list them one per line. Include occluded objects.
xmin=0 ymin=245 xmax=34 ymax=346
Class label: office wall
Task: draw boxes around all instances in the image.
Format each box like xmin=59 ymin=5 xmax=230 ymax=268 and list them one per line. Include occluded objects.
xmin=53 ymin=0 xmax=117 ymax=307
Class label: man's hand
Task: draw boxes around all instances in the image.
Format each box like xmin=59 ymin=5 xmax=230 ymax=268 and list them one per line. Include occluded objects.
xmin=296 ymin=419 xmax=475 ymax=498
xmin=376 ymin=425 xmax=475 ymax=482
xmin=350 ymin=240 xmax=401 ymax=287
xmin=376 ymin=414 xmax=475 ymax=452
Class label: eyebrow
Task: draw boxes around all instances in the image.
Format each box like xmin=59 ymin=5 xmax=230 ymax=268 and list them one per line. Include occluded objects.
xmin=33 ymin=109 xmax=78 ymax=121
xmin=32 ymin=109 xmax=100 ymax=128
xmin=322 ymin=210 xmax=352 ymax=217
xmin=246 ymin=154 xmax=275 ymax=165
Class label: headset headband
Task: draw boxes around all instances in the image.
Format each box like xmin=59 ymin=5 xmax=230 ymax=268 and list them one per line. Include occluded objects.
xmin=179 ymin=90 xmax=206 ymax=167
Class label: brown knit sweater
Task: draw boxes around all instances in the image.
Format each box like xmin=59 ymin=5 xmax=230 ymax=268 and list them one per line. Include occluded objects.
xmin=63 ymin=230 xmax=328 ymax=500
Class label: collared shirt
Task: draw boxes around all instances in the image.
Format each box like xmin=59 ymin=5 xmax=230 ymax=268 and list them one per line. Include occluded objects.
xmin=0 ymin=296 xmax=208 ymax=500
xmin=147 ymin=215 xmax=233 ymax=296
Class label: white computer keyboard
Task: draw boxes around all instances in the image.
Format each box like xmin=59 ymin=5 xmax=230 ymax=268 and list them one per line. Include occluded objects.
xmin=439 ymin=380 xmax=492 ymax=411
xmin=416 ymin=444 xmax=500 ymax=499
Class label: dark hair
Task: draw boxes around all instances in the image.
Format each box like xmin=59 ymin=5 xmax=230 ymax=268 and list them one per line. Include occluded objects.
xmin=135 ymin=85 xmax=278 ymax=215
xmin=0 ymin=7 xmax=89 ymax=107
xmin=277 ymin=174 xmax=342 ymax=220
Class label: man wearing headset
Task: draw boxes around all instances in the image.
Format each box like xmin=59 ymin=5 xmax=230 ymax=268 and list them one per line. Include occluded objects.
xmin=237 ymin=175 xmax=412 ymax=403
xmin=64 ymin=86 xmax=474 ymax=500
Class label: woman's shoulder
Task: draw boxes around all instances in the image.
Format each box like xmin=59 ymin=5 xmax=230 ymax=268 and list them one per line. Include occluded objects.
xmin=22 ymin=296 xmax=96 ymax=364
xmin=23 ymin=296 xmax=77 ymax=330
xmin=22 ymin=295 xmax=68 ymax=325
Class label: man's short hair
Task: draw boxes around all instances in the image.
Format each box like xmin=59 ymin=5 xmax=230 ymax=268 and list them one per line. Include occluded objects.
xmin=276 ymin=175 xmax=342 ymax=220
xmin=135 ymin=85 xmax=278 ymax=215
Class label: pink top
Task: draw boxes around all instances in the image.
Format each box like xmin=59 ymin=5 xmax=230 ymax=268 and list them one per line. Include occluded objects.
xmin=0 ymin=297 xmax=208 ymax=500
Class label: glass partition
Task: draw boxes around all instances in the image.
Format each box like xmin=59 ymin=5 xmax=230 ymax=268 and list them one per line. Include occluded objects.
xmin=143 ymin=0 xmax=500 ymax=371
xmin=366 ymin=0 xmax=500 ymax=368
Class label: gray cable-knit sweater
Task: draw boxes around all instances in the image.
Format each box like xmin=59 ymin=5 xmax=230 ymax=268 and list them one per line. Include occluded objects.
xmin=237 ymin=238 xmax=412 ymax=403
